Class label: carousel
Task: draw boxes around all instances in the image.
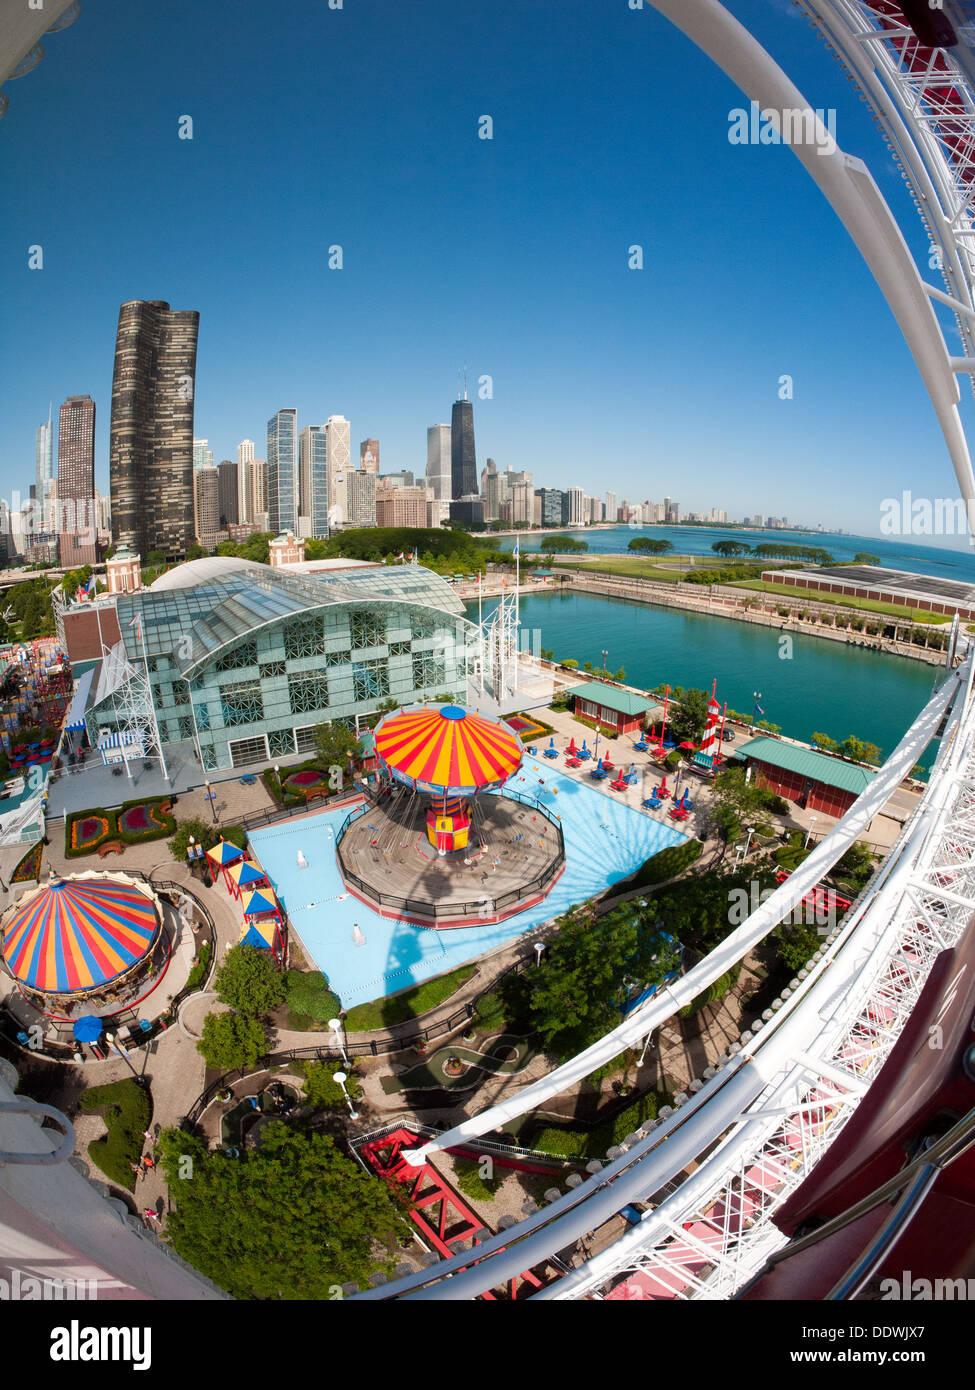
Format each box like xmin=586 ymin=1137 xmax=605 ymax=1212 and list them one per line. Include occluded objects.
xmin=335 ymin=702 xmax=566 ymax=927
xmin=0 ymin=871 xmax=168 ymax=1031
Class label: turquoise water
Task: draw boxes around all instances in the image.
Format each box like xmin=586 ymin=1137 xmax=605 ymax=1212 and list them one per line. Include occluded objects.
xmin=471 ymin=592 xmax=941 ymax=765
xmin=494 ymin=524 xmax=975 ymax=582
xmin=249 ymin=756 xmax=684 ymax=1004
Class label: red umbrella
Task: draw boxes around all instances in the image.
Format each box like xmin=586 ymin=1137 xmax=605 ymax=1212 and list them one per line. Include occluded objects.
xmin=679 ymin=741 xmax=697 ymax=750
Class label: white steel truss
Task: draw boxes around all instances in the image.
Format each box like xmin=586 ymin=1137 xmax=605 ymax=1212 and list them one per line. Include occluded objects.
xmin=799 ymin=0 xmax=975 ymax=383
xmin=350 ymin=648 xmax=973 ymax=1301
xmin=86 ymin=640 xmax=169 ymax=783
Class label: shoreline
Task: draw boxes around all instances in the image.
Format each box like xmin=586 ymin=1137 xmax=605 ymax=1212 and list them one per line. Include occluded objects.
xmin=464 ymin=571 xmax=948 ymax=667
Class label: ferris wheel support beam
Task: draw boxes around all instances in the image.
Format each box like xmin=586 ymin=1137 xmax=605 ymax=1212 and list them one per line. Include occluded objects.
xmin=649 ymin=0 xmax=975 ymax=525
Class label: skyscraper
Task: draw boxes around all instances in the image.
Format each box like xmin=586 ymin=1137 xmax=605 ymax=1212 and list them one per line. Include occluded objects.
xmin=326 ymin=415 xmax=351 ymax=526
xmin=426 ymin=424 xmax=451 ymax=503
xmin=267 ymin=409 xmax=298 ymax=535
xmin=192 ymin=439 xmax=213 ymax=471
xmin=194 ymin=467 xmax=220 ymax=546
xmin=35 ymin=404 xmax=54 ymax=520
xmin=110 ymin=299 xmax=198 ymax=558
xmin=360 ymin=438 xmax=380 ymax=474
xmin=348 ymin=469 xmax=377 ymax=527
xmin=450 ymin=391 xmax=476 ymax=499
xmin=57 ymin=394 xmax=96 ymax=566
xmin=218 ymin=460 xmax=238 ymax=528
xmin=237 ymin=439 xmax=255 ymax=523
xmin=298 ymin=424 xmax=330 ymax=538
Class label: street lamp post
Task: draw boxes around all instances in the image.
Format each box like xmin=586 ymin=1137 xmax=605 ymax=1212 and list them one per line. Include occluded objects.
xmin=332 ymin=1070 xmax=359 ymax=1120
xmin=328 ymin=1017 xmax=350 ymax=1067
xmin=601 ymin=649 xmax=608 ymax=677
xmin=203 ymin=780 xmax=217 ymax=825
xmin=804 ymin=815 xmax=817 ymax=850
xmin=533 ymin=941 xmax=545 ymax=967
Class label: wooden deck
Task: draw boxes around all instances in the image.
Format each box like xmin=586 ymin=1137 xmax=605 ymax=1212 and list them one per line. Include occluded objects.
xmin=338 ymin=794 xmax=563 ymax=919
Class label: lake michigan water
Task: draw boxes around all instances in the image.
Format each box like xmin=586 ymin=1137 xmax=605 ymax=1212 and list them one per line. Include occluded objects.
xmin=467 ymin=590 xmax=943 ymax=769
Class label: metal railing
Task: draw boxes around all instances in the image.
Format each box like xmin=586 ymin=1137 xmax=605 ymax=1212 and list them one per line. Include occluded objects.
xmin=334 ymin=789 xmax=566 ymax=921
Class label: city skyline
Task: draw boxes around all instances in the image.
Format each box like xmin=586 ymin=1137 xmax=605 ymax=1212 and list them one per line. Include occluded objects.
xmin=8 ymin=1 xmax=975 ymax=547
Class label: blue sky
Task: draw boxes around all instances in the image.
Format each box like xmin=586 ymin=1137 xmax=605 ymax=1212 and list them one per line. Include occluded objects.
xmin=3 ymin=0 xmax=974 ymax=542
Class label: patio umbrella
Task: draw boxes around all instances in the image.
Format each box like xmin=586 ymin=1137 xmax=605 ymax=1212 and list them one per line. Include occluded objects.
xmin=72 ymin=1014 xmax=103 ymax=1043
xmin=679 ymin=741 xmax=697 ymax=750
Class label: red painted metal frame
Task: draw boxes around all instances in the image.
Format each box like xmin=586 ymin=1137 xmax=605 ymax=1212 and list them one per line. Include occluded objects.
xmin=359 ymin=1127 xmax=544 ymax=1299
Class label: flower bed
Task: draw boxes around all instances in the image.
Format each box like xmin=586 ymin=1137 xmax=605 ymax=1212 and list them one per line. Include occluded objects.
xmin=66 ymin=797 xmax=176 ymax=857
xmin=67 ymin=809 xmax=114 ymax=856
xmin=118 ymin=798 xmax=175 ymax=841
xmin=11 ymin=842 xmax=43 ymax=883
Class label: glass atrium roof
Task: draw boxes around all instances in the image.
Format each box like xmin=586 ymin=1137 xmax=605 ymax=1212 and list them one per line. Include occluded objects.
xmin=116 ymin=563 xmax=468 ymax=674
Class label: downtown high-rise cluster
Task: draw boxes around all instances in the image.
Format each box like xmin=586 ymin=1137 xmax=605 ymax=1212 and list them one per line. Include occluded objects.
xmin=13 ymin=297 xmax=792 ymax=570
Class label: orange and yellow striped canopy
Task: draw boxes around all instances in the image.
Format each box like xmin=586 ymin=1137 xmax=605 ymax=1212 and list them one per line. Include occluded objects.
xmin=374 ymin=704 xmax=523 ymax=794
xmin=3 ymin=876 xmax=159 ymax=995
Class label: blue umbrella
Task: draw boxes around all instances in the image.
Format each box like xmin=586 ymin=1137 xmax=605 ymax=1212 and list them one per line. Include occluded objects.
xmin=73 ymin=1014 xmax=103 ymax=1043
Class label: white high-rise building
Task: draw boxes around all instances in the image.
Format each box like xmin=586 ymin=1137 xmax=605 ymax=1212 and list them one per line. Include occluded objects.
xmin=326 ymin=415 xmax=351 ymax=526
xmin=236 ymin=438 xmax=255 ymax=523
xmin=567 ymin=486 xmax=586 ymax=525
xmin=426 ymin=423 xmax=452 ymax=502
xmin=605 ymin=490 xmax=617 ymax=522
xmin=299 ymin=425 xmax=330 ymax=538
xmin=35 ymin=404 xmax=54 ymax=508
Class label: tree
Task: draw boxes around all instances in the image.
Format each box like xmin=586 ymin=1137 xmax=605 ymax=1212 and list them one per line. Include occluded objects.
xmin=156 ymin=1123 xmax=405 ymax=1297
xmin=312 ymin=720 xmax=360 ymax=779
xmin=197 ymin=1010 xmax=269 ymax=1070
xmin=775 ymin=922 xmax=822 ymax=972
xmin=669 ymin=687 xmax=709 ymax=743
xmin=853 ymin=552 xmax=880 ymax=565
xmin=706 ymin=766 xmax=775 ymax=844
xmin=839 ymin=735 xmax=881 ymax=765
xmin=526 ymin=903 xmax=681 ymax=1059
xmin=628 ymin=537 xmax=673 ymax=555
xmin=811 ymin=732 xmax=838 ymax=753
xmin=541 ymin=535 xmax=587 ymax=553
xmin=146 ymin=550 xmax=166 ymax=566
xmin=168 ymin=817 xmax=219 ymax=861
xmin=213 ymin=945 xmax=287 ymax=1015
xmin=186 ymin=543 xmax=207 ymax=560
xmin=712 ymin=540 xmax=751 ymax=557
xmin=614 ymin=667 xmax=626 ymax=682
xmin=297 ymin=1060 xmax=363 ymax=1108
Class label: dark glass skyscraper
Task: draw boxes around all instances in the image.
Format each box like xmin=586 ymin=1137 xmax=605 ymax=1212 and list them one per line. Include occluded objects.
xmin=109 ymin=299 xmax=198 ymax=559
xmin=450 ymin=395 xmax=476 ymax=499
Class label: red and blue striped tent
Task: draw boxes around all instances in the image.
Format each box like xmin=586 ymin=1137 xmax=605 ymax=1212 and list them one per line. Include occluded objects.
xmin=374 ymin=704 xmax=523 ymax=795
xmin=2 ymin=875 xmax=160 ymax=995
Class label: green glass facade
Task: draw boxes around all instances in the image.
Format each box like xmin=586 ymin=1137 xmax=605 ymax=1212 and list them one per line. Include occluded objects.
xmin=86 ymin=559 xmax=477 ymax=770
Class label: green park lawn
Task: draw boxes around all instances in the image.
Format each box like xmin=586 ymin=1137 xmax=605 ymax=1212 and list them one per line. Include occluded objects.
xmin=733 ymin=580 xmax=950 ymax=624
xmin=342 ymin=964 xmax=477 ymax=1031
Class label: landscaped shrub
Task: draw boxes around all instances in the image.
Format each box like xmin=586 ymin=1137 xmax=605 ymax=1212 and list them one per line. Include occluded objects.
xmin=283 ymin=970 xmax=341 ymax=1027
xmin=78 ymin=1079 xmax=152 ymax=1191
xmin=293 ymin=1060 xmax=362 ymax=1108
xmin=185 ymin=940 xmax=213 ymax=992
xmin=625 ymin=839 xmax=702 ymax=890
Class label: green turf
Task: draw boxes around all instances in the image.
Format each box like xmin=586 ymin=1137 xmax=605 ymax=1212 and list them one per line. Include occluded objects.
xmin=733 ymin=580 xmax=950 ymax=624
xmin=342 ymin=964 xmax=477 ymax=1031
